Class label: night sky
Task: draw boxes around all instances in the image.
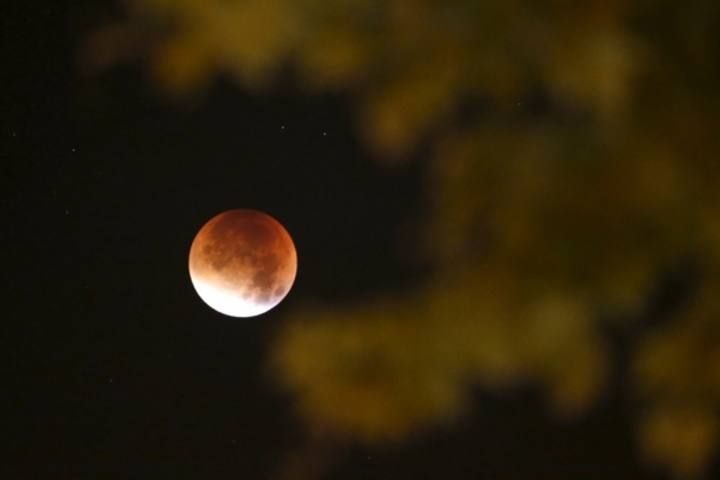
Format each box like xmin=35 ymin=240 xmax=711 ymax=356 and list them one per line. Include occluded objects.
xmin=3 ymin=2 xmax=710 ymax=479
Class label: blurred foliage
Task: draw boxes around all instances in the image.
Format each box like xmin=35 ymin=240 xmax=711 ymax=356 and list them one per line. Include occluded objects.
xmin=91 ymin=0 xmax=720 ymax=477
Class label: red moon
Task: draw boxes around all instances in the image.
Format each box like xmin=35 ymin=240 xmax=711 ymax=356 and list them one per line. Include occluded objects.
xmin=188 ymin=209 xmax=297 ymax=317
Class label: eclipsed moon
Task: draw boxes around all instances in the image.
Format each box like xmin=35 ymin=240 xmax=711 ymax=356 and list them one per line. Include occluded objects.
xmin=188 ymin=209 xmax=297 ymax=317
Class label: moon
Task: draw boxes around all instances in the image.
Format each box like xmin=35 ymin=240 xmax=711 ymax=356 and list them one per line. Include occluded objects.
xmin=188 ymin=209 xmax=297 ymax=317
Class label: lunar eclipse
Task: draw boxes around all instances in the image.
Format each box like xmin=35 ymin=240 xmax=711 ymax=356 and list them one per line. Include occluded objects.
xmin=188 ymin=209 xmax=297 ymax=317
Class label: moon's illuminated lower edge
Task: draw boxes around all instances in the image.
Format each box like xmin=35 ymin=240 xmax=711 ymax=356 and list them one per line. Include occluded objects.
xmin=190 ymin=277 xmax=282 ymax=318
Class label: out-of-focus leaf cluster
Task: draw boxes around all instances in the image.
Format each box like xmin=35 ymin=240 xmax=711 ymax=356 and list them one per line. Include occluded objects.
xmin=93 ymin=0 xmax=720 ymax=476
xmin=273 ymin=276 xmax=606 ymax=443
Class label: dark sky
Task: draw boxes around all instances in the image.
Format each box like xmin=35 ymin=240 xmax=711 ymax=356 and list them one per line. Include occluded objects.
xmin=3 ymin=2 xmax=702 ymax=479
